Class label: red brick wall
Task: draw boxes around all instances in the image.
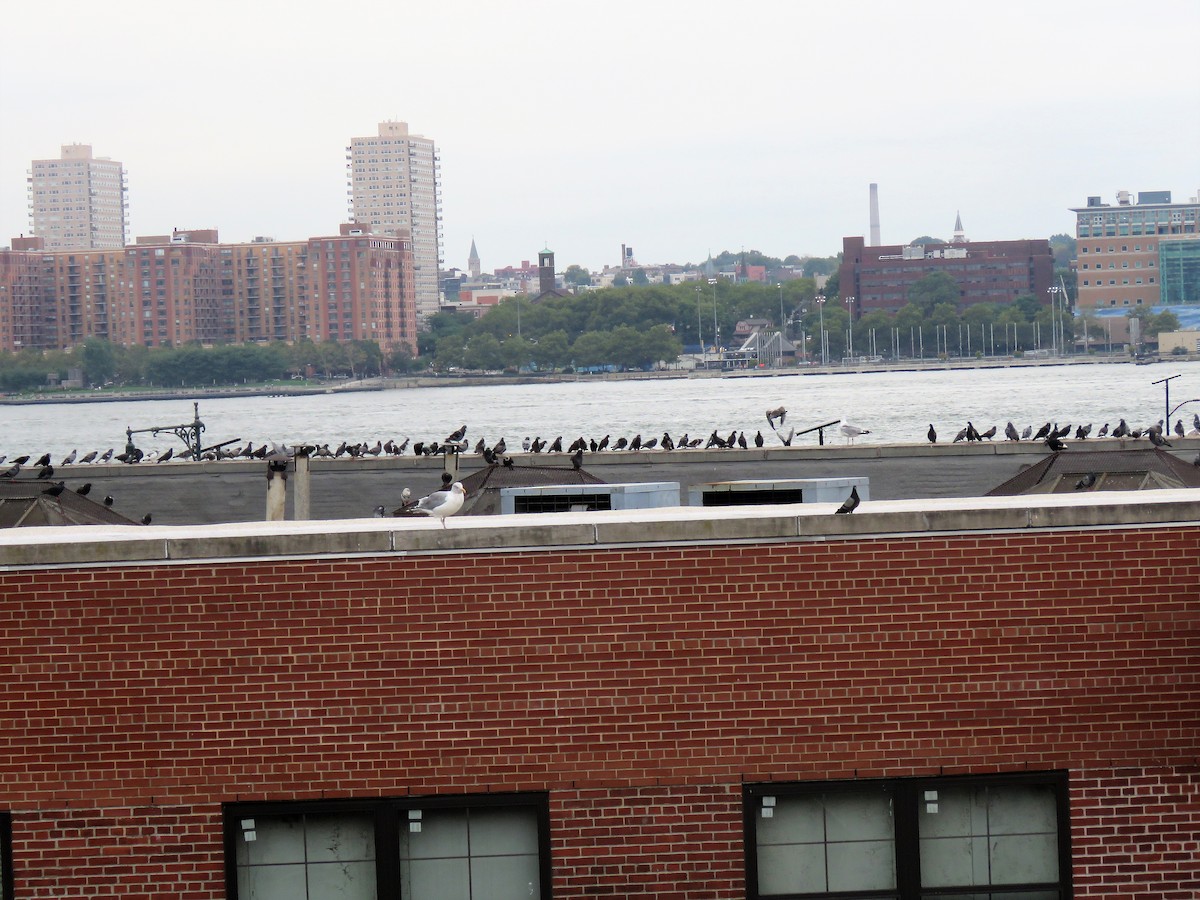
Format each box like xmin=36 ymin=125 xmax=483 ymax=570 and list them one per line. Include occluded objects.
xmin=1 ymin=526 xmax=1197 ymax=897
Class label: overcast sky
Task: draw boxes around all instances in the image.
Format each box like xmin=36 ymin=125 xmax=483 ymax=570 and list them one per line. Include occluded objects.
xmin=2 ymin=0 xmax=1197 ymax=273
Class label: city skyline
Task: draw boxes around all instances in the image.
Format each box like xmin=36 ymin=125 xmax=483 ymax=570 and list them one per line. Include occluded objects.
xmin=2 ymin=1 xmax=1197 ymax=273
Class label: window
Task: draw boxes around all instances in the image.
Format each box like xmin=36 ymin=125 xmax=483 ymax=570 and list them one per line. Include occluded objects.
xmin=745 ymin=772 xmax=1070 ymax=900
xmin=225 ymin=793 xmax=549 ymax=900
xmin=0 ymin=811 xmax=11 ymax=900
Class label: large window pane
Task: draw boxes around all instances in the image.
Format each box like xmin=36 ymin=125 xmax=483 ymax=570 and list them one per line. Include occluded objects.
xmin=755 ymin=790 xmax=896 ymax=895
xmin=919 ymin=784 xmax=1058 ymax=888
xmin=234 ymin=812 xmax=376 ymax=900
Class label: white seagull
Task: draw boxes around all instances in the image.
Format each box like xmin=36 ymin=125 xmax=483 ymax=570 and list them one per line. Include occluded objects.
xmin=839 ymin=417 xmax=871 ymax=444
xmin=414 ymin=481 xmax=466 ymax=527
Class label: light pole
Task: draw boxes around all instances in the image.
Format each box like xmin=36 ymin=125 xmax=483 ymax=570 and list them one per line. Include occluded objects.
xmin=1047 ymin=285 xmax=1060 ymax=356
xmin=777 ymin=283 xmax=786 ymax=368
xmin=695 ymin=286 xmax=703 ymax=369
xmin=709 ymin=278 xmax=719 ymax=366
xmin=844 ymin=295 xmax=856 ymax=361
xmin=815 ymin=294 xmax=826 ymax=366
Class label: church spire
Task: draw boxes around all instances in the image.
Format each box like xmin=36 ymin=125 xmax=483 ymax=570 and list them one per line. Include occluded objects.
xmin=467 ymin=237 xmax=480 ymax=279
xmin=953 ymin=211 xmax=966 ymax=243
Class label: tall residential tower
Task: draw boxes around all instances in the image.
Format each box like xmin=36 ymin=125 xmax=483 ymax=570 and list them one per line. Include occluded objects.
xmin=28 ymin=144 xmax=128 ymax=251
xmin=347 ymin=121 xmax=442 ymax=321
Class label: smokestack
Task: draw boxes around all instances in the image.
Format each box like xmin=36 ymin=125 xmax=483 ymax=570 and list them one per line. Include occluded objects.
xmin=869 ymin=183 xmax=881 ymax=246
xmin=265 ymin=460 xmax=288 ymax=521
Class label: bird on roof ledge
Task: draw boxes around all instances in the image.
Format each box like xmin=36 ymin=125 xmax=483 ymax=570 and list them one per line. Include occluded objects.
xmin=414 ymin=482 xmax=465 ymax=527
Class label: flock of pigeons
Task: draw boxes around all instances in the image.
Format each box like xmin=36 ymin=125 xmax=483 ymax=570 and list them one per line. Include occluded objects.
xmin=928 ymin=411 xmax=1200 ymax=453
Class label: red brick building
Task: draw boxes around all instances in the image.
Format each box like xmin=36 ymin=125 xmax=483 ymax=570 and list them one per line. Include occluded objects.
xmin=0 ymin=493 xmax=1196 ymax=898
xmin=840 ymin=236 xmax=1056 ymax=316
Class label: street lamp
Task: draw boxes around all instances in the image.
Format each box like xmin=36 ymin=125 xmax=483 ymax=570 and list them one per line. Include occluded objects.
xmin=777 ymin=283 xmax=786 ymax=368
xmin=709 ymin=278 xmax=719 ymax=364
xmin=1047 ymin=285 xmax=1060 ymax=356
xmin=815 ymin=293 xmax=827 ymax=366
xmin=844 ymin=295 xmax=856 ymax=361
xmin=694 ymin=286 xmax=704 ymax=369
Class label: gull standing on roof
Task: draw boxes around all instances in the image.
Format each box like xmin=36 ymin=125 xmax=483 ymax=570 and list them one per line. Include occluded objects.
xmin=414 ymin=482 xmax=466 ymax=527
xmin=839 ymin=417 xmax=871 ymax=444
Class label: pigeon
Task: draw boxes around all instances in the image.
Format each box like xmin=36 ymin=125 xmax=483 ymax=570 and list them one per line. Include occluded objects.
xmin=766 ymin=406 xmax=787 ymax=430
xmin=1074 ymin=473 xmax=1097 ymax=490
xmin=1147 ymin=428 xmax=1172 ymax=448
xmin=75 ymin=482 xmax=92 ymax=496
xmin=966 ymin=422 xmax=981 ymax=442
xmin=1046 ymin=434 xmax=1067 ymax=452
xmin=157 ymin=447 xmax=174 ymax=464
xmin=141 ymin=513 xmax=153 ymax=525
xmin=1096 ymin=423 xmax=1109 ymax=438
xmin=1004 ymin=422 xmax=1020 ymax=441
xmin=979 ymin=425 xmax=997 ymax=441
xmin=41 ymin=482 xmax=66 ymax=497
xmin=927 ymin=424 xmax=937 ymax=444
xmin=1174 ymin=419 xmax=1185 ymax=439
xmin=571 ymin=447 xmax=584 ymax=470
xmin=1111 ymin=419 xmax=1129 ymax=438
xmin=1020 ymin=425 xmax=1032 ymax=440
xmin=1033 ymin=423 xmax=1052 ymax=441
xmin=0 ymin=464 xmax=19 ymax=479
xmin=372 ymin=505 xmax=387 ymax=517
xmin=835 ymin=485 xmax=860 ymax=514
xmin=37 ymin=465 xmax=55 ymax=480
xmin=953 ymin=427 xmax=969 ymax=443
xmin=754 ymin=431 xmax=764 ymax=448
xmin=413 ymin=482 xmax=466 ymax=527
xmin=103 ymin=495 xmax=114 ymax=507
xmin=1075 ymin=424 xmax=1092 ymax=440
xmin=34 ymin=452 xmax=51 ymax=468
xmin=839 ymin=418 xmax=870 ymax=444
xmin=60 ymin=449 xmax=77 ymax=465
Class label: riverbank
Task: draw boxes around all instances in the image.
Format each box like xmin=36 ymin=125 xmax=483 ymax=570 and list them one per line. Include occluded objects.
xmin=0 ymin=352 xmax=1159 ymax=405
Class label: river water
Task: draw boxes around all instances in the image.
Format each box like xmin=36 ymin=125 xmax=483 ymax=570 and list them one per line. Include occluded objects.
xmin=2 ymin=362 xmax=1197 ymax=461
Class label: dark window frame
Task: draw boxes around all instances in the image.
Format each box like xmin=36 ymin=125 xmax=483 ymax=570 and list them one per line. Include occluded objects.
xmin=744 ymin=770 xmax=1072 ymax=900
xmin=0 ymin=810 xmax=12 ymax=900
xmin=223 ymin=791 xmax=552 ymax=900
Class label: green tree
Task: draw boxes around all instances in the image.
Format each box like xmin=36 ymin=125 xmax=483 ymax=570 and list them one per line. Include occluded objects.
xmin=631 ymin=268 xmax=650 ymax=286
xmin=462 ymin=333 xmax=504 ymax=370
xmin=532 ymin=330 xmax=569 ymax=370
xmin=612 ymin=274 xmax=628 ymax=287
xmin=81 ymin=337 xmax=116 ymax=385
xmin=570 ymin=331 xmax=613 ymax=368
xmin=907 ymin=272 xmax=961 ymax=314
xmin=563 ymin=265 xmax=592 ymax=286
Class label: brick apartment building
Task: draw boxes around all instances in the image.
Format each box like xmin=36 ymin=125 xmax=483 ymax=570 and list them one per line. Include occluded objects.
xmin=0 ymin=493 xmax=1196 ymax=898
xmin=0 ymin=225 xmax=417 ymax=354
xmin=839 ymin=236 xmax=1056 ymax=316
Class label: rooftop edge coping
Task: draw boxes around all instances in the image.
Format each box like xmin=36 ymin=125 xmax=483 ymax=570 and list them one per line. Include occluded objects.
xmin=0 ymin=489 xmax=1196 ymax=568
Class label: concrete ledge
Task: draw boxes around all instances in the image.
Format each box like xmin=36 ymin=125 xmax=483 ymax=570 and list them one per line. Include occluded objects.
xmin=0 ymin=490 xmax=1197 ymax=568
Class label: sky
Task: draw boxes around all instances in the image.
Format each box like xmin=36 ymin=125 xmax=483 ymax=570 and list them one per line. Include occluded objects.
xmin=2 ymin=0 xmax=1197 ymax=274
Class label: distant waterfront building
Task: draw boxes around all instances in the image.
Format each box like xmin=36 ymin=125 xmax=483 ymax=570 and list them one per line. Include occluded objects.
xmin=0 ymin=226 xmax=416 ymax=354
xmin=346 ymin=121 xmax=442 ymax=323
xmin=838 ymin=235 xmax=1055 ymax=316
xmin=27 ymin=144 xmax=128 ymax=251
xmin=1071 ymin=190 xmax=1200 ymax=310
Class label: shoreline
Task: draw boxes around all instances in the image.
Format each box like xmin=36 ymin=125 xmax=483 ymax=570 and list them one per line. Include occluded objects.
xmin=0 ymin=353 xmax=1156 ymax=406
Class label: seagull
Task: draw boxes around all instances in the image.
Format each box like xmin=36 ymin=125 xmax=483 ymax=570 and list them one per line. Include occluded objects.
xmin=840 ymin=418 xmax=870 ymax=444
xmin=766 ymin=406 xmax=787 ymax=430
xmin=927 ymin=424 xmax=937 ymax=444
xmin=835 ymin=485 xmax=860 ymax=514
xmin=413 ymin=482 xmax=466 ymax=527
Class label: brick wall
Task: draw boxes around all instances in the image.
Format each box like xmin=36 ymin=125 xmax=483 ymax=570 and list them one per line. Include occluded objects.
xmin=1 ymin=524 xmax=1197 ymax=897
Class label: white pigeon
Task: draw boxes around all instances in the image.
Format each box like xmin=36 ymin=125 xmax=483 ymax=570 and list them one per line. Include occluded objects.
xmin=839 ymin=417 xmax=871 ymax=444
xmin=414 ymin=482 xmax=465 ymax=527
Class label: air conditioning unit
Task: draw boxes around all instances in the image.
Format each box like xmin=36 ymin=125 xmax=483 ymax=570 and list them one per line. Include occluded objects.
xmin=688 ymin=477 xmax=868 ymax=507
xmin=499 ymin=482 xmax=680 ymax=515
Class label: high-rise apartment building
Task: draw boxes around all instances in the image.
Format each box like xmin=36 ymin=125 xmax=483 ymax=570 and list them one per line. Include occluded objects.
xmin=27 ymin=144 xmax=128 ymax=251
xmin=1071 ymin=190 xmax=1200 ymax=310
xmin=347 ymin=121 xmax=442 ymax=322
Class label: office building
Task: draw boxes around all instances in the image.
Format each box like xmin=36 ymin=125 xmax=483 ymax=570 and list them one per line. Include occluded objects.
xmin=839 ymin=235 xmax=1055 ymax=315
xmin=1072 ymin=190 xmax=1200 ymax=309
xmin=27 ymin=144 xmax=128 ymax=251
xmin=347 ymin=121 xmax=442 ymax=322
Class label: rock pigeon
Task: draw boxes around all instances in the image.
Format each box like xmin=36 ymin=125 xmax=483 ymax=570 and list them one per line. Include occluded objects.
xmin=835 ymin=485 xmax=860 ymax=514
